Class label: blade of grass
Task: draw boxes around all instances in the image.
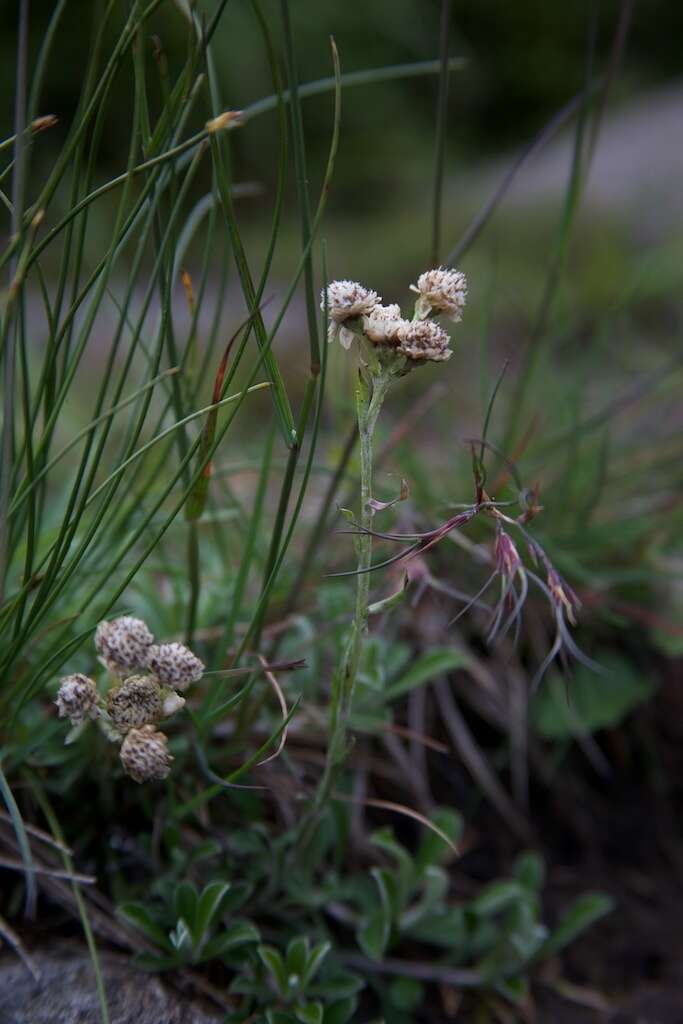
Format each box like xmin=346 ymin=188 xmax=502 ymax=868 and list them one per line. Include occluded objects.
xmin=208 ymin=133 xmax=295 ymax=446
xmin=0 ymin=0 xmax=30 ymax=602
xmin=0 ymin=760 xmax=36 ymax=917
xmin=3 ymin=58 xmax=466 ymax=279
xmin=229 ymin=40 xmax=342 ymax=665
xmin=31 ymin=780 xmax=110 ymax=1024
xmin=430 ymin=0 xmax=453 ymax=265
xmin=279 ymin=0 xmax=320 ymax=375
xmin=242 ymin=57 xmax=466 ymax=121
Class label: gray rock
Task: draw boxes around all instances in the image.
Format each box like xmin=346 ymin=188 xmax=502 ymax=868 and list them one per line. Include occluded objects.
xmin=457 ymin=78 xmax=683 ymax=240
xmin=0 ymin=945 xmax=222 ymax=1024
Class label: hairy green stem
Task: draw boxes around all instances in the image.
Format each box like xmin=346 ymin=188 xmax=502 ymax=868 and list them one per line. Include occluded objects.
xmin=339 ymin=369 xmax=391 ymax=706
xmin=303 ymin=363 xmax=393 ymax=842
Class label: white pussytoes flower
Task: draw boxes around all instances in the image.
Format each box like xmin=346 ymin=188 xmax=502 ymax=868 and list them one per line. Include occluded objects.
xmin=322 ymin=280 xmax=380 ymax=347
xmin=119 ymin=725 xmax=173 ymax=783
xmin=362 ymin=303 xmax=407 ymax=346
xmin=95 ymin=616 xmax=154 ymax=674
xmin=410 ymin=267 xmax=467 ymax=322
xmin=146 ymin=642 xmax=204 ymax=691
xmin=55 ymin=674 xmax=100 ymax=725
xmin=397 ymin=320 xmax=452 ymax=362
xmin=107 ymin=675 xmax=163 ymax=733
xmin=53 ymin=617 xmax=193 ymax=782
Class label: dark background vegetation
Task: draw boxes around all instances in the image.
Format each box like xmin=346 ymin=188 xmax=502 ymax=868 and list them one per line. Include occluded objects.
xmin=3 ymin=0 xmax=683 ymax=161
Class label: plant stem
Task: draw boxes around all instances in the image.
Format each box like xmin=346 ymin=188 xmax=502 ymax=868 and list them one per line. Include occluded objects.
xmin=185 ymin=520 xmax=199 ymax=646
xmin=304 ymin=363 xmax=393 ymax=834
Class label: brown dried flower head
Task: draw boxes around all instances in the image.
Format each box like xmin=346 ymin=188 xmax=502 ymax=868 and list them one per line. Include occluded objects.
xmin=410 ymin=267 xmax=467 ymax=322
xmin=146 ymin=642 xmax=204 ymax=691
xmin=120 ymin=725 xmax=173 ymax=784
xmin=55 ymin=674 xmax=100 ymax=725
xmin=397 ymin=320 xmax=452 ymax=363
xmin=95 ymin=616 xmax=154 ymax=674
xmin=107 ymin=675 xmax=163 ymax=733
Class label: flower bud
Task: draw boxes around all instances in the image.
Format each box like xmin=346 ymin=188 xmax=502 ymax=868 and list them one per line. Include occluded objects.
xmin=107 ymin=675 xmax=163 ymax=733
xmin=55 ymin=674 xmax=100 ymax=725
xmin=146 ymin=642 xmax=204 ymax=691
xmin=120 ymin=725 xmax=173 ymax=784
xmin=95 ymin=616 xmax=154 ymax=674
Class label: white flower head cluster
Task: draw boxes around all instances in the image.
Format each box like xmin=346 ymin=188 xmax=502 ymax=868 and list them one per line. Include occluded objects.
xmin=397 ymin=320 xmax=452 ymax=362
xmin=362 ymin=304 xmax=404 ymax=346
xmin=95 ymin=615 xmax=153 ymax=675
xmin=146 ymin=642 xmax=204 ymax=692
xmin=321 ymin=280 xmax=380 ymax=348
xmin=322 ymin=266 xmax=466 ymax=366
xmin=107 ymin=675 xmax=163 ymax=733
xmin=55 ymin=674 xmax=101 ymax=725
xmin=54 ymin=616 xmax=203 ymax=783
xmin=410 ymin=267 xmax=467 ymax=322
xmin=120 ymin=725 xmax=173 ymax=784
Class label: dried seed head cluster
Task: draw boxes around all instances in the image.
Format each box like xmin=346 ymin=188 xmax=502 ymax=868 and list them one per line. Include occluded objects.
xmin=107 ymin=676 xmax=163 ymax=733
xmin=323 ymin=279 xmax=380 ymax=322
xmin=322 ymin=280 xmax=381 ymax=349
xmin=55 ymin=674 xmax=101 ymax=725
xmin=349 ymin=488 xmax=591 ymax=690
xmin=54 ymin=616 xmax=203 ymax=783
xmin=95 ymin=615 xmax=153 ymax=675
xmin=120 ymin=725 xmax=173 ymax=784
xmin=322 ymin=266 xmax=467 ymax=367
xmin=410 ymin=267 xmax=467 ymax=322
xmin=362 ymin=304 xmax=404 ymax=346
xmin=495 ymin=530 xmax=522 ymax=579
xmin=146 ymin=642 xmax=204 ymax=691
xmin=397 ymin=320 xmax=452 ymax=362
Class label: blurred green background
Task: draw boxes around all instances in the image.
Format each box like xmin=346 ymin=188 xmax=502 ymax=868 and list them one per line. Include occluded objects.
xmin=4 ymin=0 xmax=682 ymax=307
xmin=4 ymin=0 xmax=683 ymax=166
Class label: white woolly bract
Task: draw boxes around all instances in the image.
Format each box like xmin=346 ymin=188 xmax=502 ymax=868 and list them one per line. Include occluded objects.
xmin=161 ymin=691 xmax=186 ymax=717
